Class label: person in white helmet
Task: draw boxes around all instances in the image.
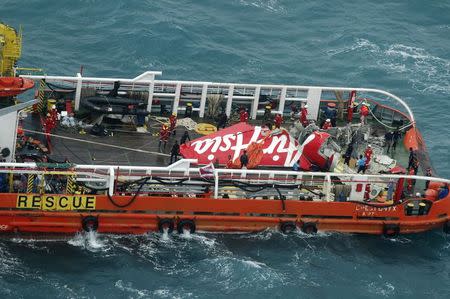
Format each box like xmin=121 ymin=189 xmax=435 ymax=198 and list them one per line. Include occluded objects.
xmin=322 ymin=118 xmax=332 ymax=130
xmin=364 ymin=144 xmax=373 ymax=167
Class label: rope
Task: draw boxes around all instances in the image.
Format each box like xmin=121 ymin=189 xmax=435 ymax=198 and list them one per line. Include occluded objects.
xmin=22 ymin=129 xmax=170 ymax=157
xmin=368 ymin=106 xmax=414 ymax=131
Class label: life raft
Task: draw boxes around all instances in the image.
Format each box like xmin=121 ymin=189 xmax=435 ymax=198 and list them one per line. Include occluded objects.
xmin=0 ymin=77 xmax=35 ymax=97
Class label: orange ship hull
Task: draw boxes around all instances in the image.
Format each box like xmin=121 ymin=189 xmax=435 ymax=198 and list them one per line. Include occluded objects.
xmin=0 ymin=193 xmax=448 ymax=236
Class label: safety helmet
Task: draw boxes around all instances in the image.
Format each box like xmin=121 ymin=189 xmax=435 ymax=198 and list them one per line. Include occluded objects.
xmin=368 ymin=144 xmax=372 ymax=147
xmin=304 ymin=104 xmax=308 ymax=108
xmin=326 ymin=119 xmax=330 ymax=122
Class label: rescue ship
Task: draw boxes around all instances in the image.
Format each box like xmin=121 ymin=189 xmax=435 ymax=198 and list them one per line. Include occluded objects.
xmin=0 ymin=24 xmax=449 ymax=238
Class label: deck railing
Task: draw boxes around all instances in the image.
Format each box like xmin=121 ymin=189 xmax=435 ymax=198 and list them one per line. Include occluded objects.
xmin=21 ymin=71 xmax=415 ymax=124
xmin=1 ymin=161 xmax=448 ymax=202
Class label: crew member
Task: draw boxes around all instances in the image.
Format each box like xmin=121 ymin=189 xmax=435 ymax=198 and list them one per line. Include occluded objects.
xmin=158 ymin=123 xmax=170 ymax=150
xmin=425 ymin=168 xmax=432 ymax=189
xmin=407 ymin=147 xmax=416 ymax=170
xmin=180 ymin=130 xmax=190 ymax=145
xmin=226 ymin=154 xmax=234 ymax=169
xmin=170 ymin=140 xmax=180 ymax=164
xmin=217 ymin=111 xmax=228 ymax=129
xmin=169 ymin=113 xmax=177 ymax=136
xmin=347 ymin=91 xmax=356 ymax=123
xmin=300 ymin=104 xmax=308 ymax=127
xmin=384 ymin=131 xmax=394 ymax=152
xmin=185 ymin=102 xmax=193 ymax=117
xmin=364 ymin=144 xmax=373 ymax=167
xmin=322 ymin=119 xmax=332 ymax=130
xmin=290 ymin=104 xmax=298 ymax=120
xmin=240 ymin=108 xmax=249 ymax=123
xmin=360 ymin=102 xmax=370 ymax=125
xmin=274 ymin=113 xmax=283 ymax=129
xmin=392 ymin=130 xmax=401 ymax=151
xmin=323 ymin=103 xmax=337 ymax=127
xmin=356 ymin=155 xmax=367 ymax=174
xmin=240 ymin=150 xmax=249 ymax=169
xmin=343 ymin=143 xmax=354 ymax=166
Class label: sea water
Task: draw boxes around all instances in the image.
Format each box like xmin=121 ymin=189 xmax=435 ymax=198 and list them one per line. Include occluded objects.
xmin=1 ymin=0 xmax=449 ymax=297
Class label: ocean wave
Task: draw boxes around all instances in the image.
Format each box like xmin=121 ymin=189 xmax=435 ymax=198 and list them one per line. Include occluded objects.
xmin=327 ymin=38 xmax=450 ymax=96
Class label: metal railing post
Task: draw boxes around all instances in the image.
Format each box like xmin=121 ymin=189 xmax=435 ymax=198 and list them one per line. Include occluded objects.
xmin=172 ymin=82 xmax=182 ymax=114
xmin=199 ymin=84 xmax=208 ymax=118
xmin=226 ymin=85 xmax=234 ymax=117
xmin=214 ymin=171 xmax=219 ymax=199
xmin=74 ymin=72 xmax=83 ymax=111
xmin=251 ymin=86 xmax=261 ymax=119
xmin=108 ymin=166 xmax=115 ymax=196
xmin=146 ymin=74 xmax=155 ymax=113
xmin=279 ymin=86 xmax=287 ymax=115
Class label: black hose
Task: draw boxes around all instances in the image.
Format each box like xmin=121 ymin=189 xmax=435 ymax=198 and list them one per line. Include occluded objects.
xmin=107 ymin=177 xmax=151 ymax=208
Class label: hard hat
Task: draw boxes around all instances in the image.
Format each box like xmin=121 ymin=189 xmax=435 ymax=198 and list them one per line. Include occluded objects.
xmin=368 ymin=144 xmax=372 ymax=147
xmin=326 ymin=119 xmax=330 ymax=122
xmin=265 ymin=105 xmax=271 ymax=109
xmin=172 ymin=112 xmax=176 ymax=116
xmin=187 ymin=103 xmax=192 ymax=106
xmin=52 ymin=105 xmax=56 ymax=109
xmin=304 ymin=104 xmax=308 ymax=108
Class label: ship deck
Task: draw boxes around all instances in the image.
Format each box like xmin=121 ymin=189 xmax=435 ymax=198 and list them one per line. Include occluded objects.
xmin=19 ymin=113 xmax=413 ymax=174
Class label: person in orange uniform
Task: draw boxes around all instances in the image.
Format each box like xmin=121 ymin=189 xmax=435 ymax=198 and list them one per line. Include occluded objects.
xmin=274 ymin=113 xmax=283 ymax=129
xmin=240 ymin=108 xmax=249 ymax=123
xmin=169 ymin=113 xmax=177 ymax=136
xmin=159 ymin=123 xmax=170 ymax=150
xmin=360 ymin=102 xmax=369 ymax=125
xmin=300 ymin=104 xmax=308 ymax=127
xmin=322 ymin=119 xmax=332 ymax=130
xmin=364 ymin=144 xmax=373 ymax=167
xmin=226 ymin=154 xmax=234 ymax=169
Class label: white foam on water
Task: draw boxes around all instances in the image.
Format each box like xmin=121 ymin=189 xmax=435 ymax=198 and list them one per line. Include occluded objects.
xmin=367 ymin=281 xmax=396 ymax=297
xmin=242 ymin=259 xmax=267 ymax=269
xmin=67 ymin=231 xmax=108 ymax=252
xmin=115 ymin=280 xmax=151 ymax=299
xmin=238 ymin=0 xmax=287 ymax=14
xmin=326 ymin=38 xmax=450 ymax=96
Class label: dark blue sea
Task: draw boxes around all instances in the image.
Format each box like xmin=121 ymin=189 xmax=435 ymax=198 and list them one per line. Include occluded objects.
xmin=1 ymin=0 xmax=450 ymax=298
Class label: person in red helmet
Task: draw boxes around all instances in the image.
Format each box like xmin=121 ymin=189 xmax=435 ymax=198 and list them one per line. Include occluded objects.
xmin=300 ymin=104 xmax=308 ymax=127
xmin=239 ymin=108 xmax=249 ymax=123
xmin=322 ymin=119 xmax=332 ymax=130
xmin=274 ymin=113 xmax=283 ymax=129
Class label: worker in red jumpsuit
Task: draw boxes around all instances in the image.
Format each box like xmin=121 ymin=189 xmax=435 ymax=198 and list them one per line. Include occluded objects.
xmin=159 ymin=123 xmax=170 ymax=150
xmin=239 ymin=109 xmax=249 ymax=123
xmin=44 ymin=113 xmax=56 ymax=133
xmin=169 ymin=113 xmax=177 ymax=136
xmin=300 ymin=104 xmax=308 ymax=127
xmin=226 ymin=154 xmax=234 ymax=169
xmin=360 ymin=103 xmax=369 ymax=125
xmin=322 ymin=119 xmax=332 ymax=130
xmin=50 ymin=105 xmax=58 ymax=123
xmin=364 ymin=144 xmax=373 ymax=167
xmin=274 ymin=113 xmax=283 ymax=129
